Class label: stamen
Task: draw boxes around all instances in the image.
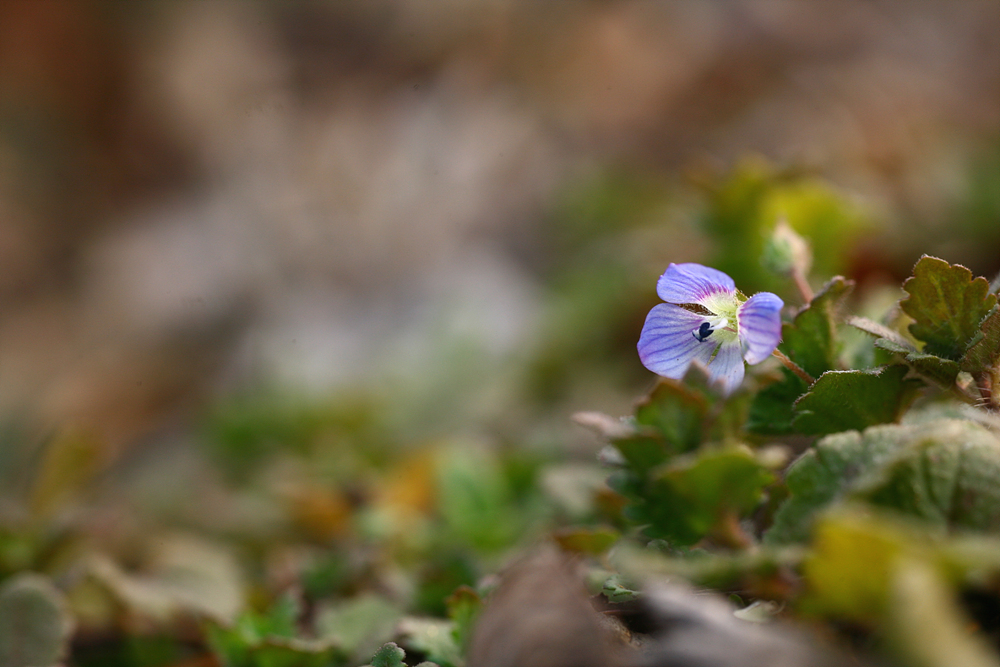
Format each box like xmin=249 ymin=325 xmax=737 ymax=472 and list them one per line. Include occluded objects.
xmin=693 ymin=321 xmax=715 ymax=342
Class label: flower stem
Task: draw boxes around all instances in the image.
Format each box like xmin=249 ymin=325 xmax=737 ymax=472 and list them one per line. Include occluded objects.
xmin=771 ymin=349 xmax=815 ymax=385
xmin=792 ymin=266 xmax=814 ymax=303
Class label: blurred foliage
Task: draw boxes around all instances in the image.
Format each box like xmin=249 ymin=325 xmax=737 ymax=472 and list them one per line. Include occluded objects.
xmin=2 ymin=153 xmax=1000 ymax=666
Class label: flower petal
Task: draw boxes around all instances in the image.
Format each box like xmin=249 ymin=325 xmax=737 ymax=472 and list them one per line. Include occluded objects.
xmin=738 ymin=292 xmax=784 ymax=364
xmin=707 ymin=338 xmax=745 ymax=395
xmin=656 ymin=263 xmax=736 ymax=305
xmin=638 ymin=303 xmax=718 ymax=378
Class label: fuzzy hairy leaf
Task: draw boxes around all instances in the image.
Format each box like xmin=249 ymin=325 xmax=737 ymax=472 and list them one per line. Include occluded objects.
xmin=856 ymin=420 xmax=1000 ymax=533
xmin=853 ymin=317 xmax=960 ymax=388
xmin=792 ymin=366 xmax=921 ymax=436
xmin=369 ymin=642 xmax=406 ymax=667
xmin=766 ymin=426 xmax=912 ymax=544
xmin=961 ymin=307 xmax=1000 ymax=373
xmin=767 ymin=420 xmax=1000 ymax=544
xmin=901 ymin=256 xmax=996 ymax=360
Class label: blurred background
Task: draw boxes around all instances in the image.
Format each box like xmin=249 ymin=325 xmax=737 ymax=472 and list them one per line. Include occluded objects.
xmin=0 ymin=1 xmax=997 ymax=663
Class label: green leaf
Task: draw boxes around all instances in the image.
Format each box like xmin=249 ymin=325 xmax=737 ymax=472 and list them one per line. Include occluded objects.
xmin=849 ymin=316 xmax=915 ymax=351
xmin=767 ymin=420 xmax=1000 ymax=544
xmin=0 ymin=574 xmax=73 ymax=667
xmin=780 ymin=276 xmax=855 ymax=378
xmin=895 ymin=351 xmax=961 ymax=389
xmin=398 ymin=618 xmax=464 ymax=667
xmin=206 ymin=593 xmax=343 ymax=667
xmin=633 ymin=379 xmax=709 ymax=455
xmin=245 ymin=640 xmax=340 ymax=667
xmin=746 ymin=368 xmax=808 ymax=435
xmin=873 ymin=338 xmax=913 ymax=355
xmin=747 ymin=277 xmax=853 ymax=436
xmin=248 ymin=593 xmax=300 ymax=641
xmin=791 ymin=366 xmax=922 ymax=436
xmin=551 ymin=527 xmax=619 ymax=556
xmin=315 ymin=594 xmax=402 ymax=662
xmin=901 ymin=256 xmax=997 ymax=360
xmin=961 ymin=307 xmax=1000 ymax=373
xmin=854 ymin=420 xmax=1000 ymax=533
xmin=700 ymin=161 xmax=864 ymax=295
xmin=601 ymin=574 xmax=640 ymax=603
xmin=636 ymin=449 xmax=774 ymax=546
xmin=889 ymin=559 xmax=1000 ymax=667
xmin=766 ymin=425 xmax=916 ymax=544
xmin=611 ymin=435 xmax=671 ymax=475
xmin=445 ymin=586 xmax=482 ymax=654
xmin=802 ymin=510 xmax=915 ymax=622
xmin=853 ymin=317 xmax=961 ymax=388
xmin=436 ymin=448 xmax=521 ymax=553
xmin=369 ymin=642 xmax=406 ymax=667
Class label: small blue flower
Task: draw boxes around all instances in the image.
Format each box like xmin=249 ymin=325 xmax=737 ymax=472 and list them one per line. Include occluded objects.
xmin=638 ymin=263 xmax=784 ymax=395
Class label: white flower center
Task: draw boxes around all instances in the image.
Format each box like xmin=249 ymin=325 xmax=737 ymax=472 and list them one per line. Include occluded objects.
xmin=692 ymin=292 xmax=742 ymax=344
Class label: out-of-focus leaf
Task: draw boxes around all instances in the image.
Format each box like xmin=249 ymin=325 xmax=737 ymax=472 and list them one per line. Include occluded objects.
xmin=766 ymin=425 xmax=917 ymax=544
xmin=206 ymin=593 xmax=341 ymax=667
xmin=435 ymin=447 xmax=524 ymax=553
xmin=29 ymin=429 xmax=104 ymax=519
xmin=552 ymin=527 xmax=619 ymax=556
xmin=88 ymin=534 xmax=244 ymax=624
xmin=611 ymin=435 xmax=671 ymax=475
xmin=541 ymin=464 xmax=608 ymax=520
xmin=855 ymin=420 xmax=1000 ymax=533
xmin=733 ymin=600 xmax=782 ymax=623
xmin=699 ymin=161 xmax=864 ymax=296
xmin=601 ymin=574 xmax=640 ymax=603
xmin=962 ymin=307 xmax=1000 ymax=373
xmin=768 ymin=420 xmax=1000 ymax=544
xmin=0 ymin=573 xmax=74 ymax=667
xmin=805 ymin=510 xmax=1000 ymax=667
xmin=636 ymin=449 xmax=774 ymax=546
xmin=801 ymin=510 xmax=912 ymax=622
xmin=367 ymin=642 xmax=406 ymax=667
xmin=792 ymin=366 xmax=921 ymax=435
xmin=206 ymin=623 xmax=339 ymax=667
xmin=315 ymin=594 xmax=402 ymax=662
xmin=889 ymin=559 xmax=1000 ymax=667
xmin=445 ymin=586 xmax=481 ymax=654
xmin=413 ymin=553 xmax=478 ymax=618
xmin=634 ymin=379 xmax=709 ymax=455
xmin=398 ymin=617 xmax=463 ymax=667
xmin=248 ymin=593 xmax=301 ymax=640
xmin=572 ymin=412 xmax=636 ymax=441
xmin=901 ymin=256 xmax=997 ymax=360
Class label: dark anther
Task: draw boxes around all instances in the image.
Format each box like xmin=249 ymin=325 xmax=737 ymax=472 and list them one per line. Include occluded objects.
xmin=693 ymin=321 xmax=714 ymax=342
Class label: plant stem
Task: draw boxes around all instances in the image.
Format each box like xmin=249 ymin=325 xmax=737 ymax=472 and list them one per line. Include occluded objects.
xmin=792 ymin=266 xmax=814 ymax=303
xmin=772 ymin=349 xmax=815 ymax=385
xmin=976 ymin=369 xmax=1000 ymax=412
